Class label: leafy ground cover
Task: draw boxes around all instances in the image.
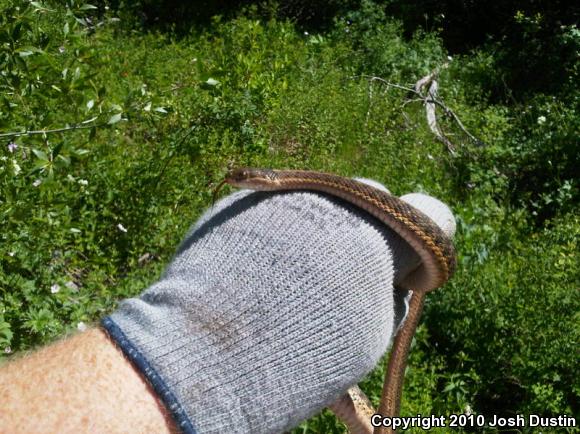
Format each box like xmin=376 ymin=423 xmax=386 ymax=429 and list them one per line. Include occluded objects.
xmin=0 ymin=1 xmax=578 ymax=432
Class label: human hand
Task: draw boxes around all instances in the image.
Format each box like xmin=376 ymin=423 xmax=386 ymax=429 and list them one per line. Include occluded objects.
xmin=102 ymin=181 xmax=455 ymax=434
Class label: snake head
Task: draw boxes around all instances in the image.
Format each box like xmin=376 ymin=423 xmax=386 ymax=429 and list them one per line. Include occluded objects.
xmin=225 ymin=167 xmax=254 ymax=184
xmin=225 ymin=167 xmax=278 ymax=189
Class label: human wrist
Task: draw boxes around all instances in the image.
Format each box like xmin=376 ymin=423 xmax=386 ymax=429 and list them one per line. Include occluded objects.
xmin=0 ymin=327 xmax=177 ymax=433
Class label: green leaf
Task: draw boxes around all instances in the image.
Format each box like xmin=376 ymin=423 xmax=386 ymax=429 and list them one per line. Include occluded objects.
xmin=12 ymin=23 xmax=22 ymax=40
xmin=30 ymin=1 xmax=55 ymax=12
xmin=32 ymin=149 xmax=49 ymax=161
xmin=81 ymin=116 xmax=98 ymax=124
xmin=56 ymin=155 xmax=71 ymax=166
xmin=52 ymin=142 xmax=64 ymax=158
xmin=63 ymin=22 xmax=69 ymax=36
xmin=107 ymin=113 xmax=122 ymax=125
xmin=0 ymin=319 xmax=13 ymax=345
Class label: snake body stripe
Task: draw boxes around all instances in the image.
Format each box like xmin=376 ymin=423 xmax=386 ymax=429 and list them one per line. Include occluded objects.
xmin=221 ymin=168 xmax=457 ymax=434
xmin=269 ymin=175 xmax=454 ymax=287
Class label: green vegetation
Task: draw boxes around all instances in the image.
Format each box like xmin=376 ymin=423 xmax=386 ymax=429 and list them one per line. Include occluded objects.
xmin=1 ymin=1 xmax=578 ymax=432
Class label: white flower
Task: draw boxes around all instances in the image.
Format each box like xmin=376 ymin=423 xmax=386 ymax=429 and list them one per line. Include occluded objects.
xmin=33 ymin=179 xmax=42 ymax=187
xmin=65 ymin=281 xmax=79 ymax=291
xmin=8 ymin=251 xmax=15 ymax=257
xmin=12 ymin=160 xmax=21 ymax=175
xmin=77 ymin=321 xmax=87 ymax=332
xmin=50 ymin=283 xmax=60 ymax=294
xmin=464 ymin=404 xmax=473 ymax=415
xmin=537 ymin=115 xmax=546 ymax=125
xmin=447 ymin=55 xmax=453 ymax=61
xmin=78 ymin=179 xmax=88 ymax=186
xmin=67 ymin=174 xmax=76 ymax=182
xmin=4 ymin=346 xmax=11 ymax=354
xmin=117 ymin=223 xmax=128 ymax=233
xmin=304 ymin=31 xmax=309 ymax=35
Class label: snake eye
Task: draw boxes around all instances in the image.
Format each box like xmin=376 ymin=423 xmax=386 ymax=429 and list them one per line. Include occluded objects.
xmin=237 ymin=169 xmax=250 ymax=180
xmin=227 ymin=167 xmax=251 ymax=182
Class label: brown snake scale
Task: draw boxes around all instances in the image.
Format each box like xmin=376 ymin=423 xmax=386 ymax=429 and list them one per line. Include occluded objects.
xmin=221 ymin=168 xmax=457 ymax=434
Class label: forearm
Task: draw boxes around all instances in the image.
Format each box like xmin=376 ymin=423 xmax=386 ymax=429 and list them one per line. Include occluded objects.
xmin=0 ymin=328 xmax=177 ymax=434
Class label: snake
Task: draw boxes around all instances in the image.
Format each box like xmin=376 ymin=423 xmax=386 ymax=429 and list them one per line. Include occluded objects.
xmin=220 ymin=168 xmax=457 ymax=434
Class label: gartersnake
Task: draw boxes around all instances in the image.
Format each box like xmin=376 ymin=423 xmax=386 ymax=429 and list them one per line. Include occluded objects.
xmin=220 ymin=168 xmax=457 ymax=434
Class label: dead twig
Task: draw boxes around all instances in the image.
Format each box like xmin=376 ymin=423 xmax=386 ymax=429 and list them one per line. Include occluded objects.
xmin=423 ymin=76 xmax=456 ymax=154
xmin=355 ymin=70 xmax=485 ymax=152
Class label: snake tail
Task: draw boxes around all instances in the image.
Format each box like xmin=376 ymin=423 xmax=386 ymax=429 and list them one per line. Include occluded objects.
xmin=374 ymin=291 xmax=426 ymax=434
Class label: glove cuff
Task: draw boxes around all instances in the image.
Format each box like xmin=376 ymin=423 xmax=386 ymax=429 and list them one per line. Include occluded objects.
xmin=101 ymin=317 xmax=198 ymax=433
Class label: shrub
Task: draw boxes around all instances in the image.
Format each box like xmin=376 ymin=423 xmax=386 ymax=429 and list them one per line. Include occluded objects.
xmin=384 ymin=0 xmax=580 ymax=99
xmin=427 ymin=210 xmax=579 ymax=418
xmin=448 ymin=91 xmax=579 ymax=224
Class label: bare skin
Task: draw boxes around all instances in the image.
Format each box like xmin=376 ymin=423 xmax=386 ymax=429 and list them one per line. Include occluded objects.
xmin=0 ymin=327 xmax=178 ymax=434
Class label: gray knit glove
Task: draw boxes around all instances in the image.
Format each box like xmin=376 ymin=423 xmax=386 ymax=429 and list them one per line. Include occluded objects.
xmin=102 ymin=181 xmax=455 ymax=434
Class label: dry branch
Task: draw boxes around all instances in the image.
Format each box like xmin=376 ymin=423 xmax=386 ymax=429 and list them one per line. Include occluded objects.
xmin=356 ymin=68 xmax=485 ymax=153
xmin=422 ymin=74 xmax=456 ymax=153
